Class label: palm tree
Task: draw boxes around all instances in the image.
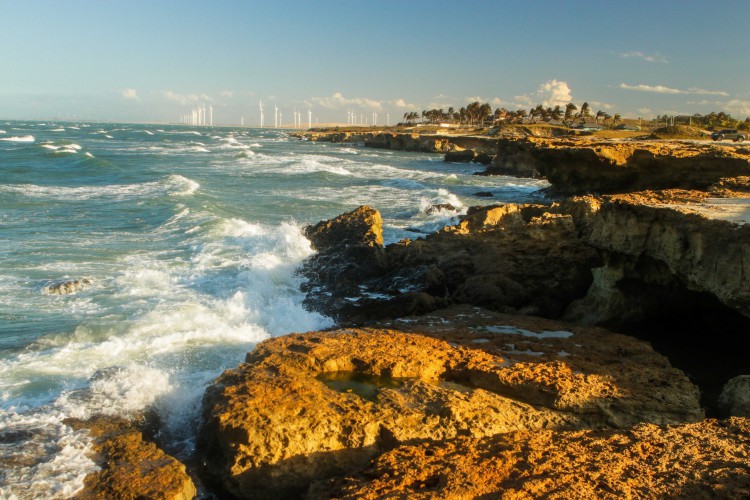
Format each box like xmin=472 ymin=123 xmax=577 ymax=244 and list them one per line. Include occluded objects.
xmin=551 ymin=105 xmax=563 ymax=121
xmin=580 ymin=102 xmax=591 ymax=120
xmin=613 ymin=113 xmax=621 ymax=124
xmin=564 ymin=103 xmax=577 ymax=123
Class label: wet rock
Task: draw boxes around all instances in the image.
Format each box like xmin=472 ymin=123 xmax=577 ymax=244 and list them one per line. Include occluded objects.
xmin=444 ymin=150 xmax=475 ymax=163
xmin=719 ymin=376 xmax=750 ymax=417
xmin=66 ymin=416 xmax=196 ymax=500
xmin=197 ymin=306 xmax=702 ymax=498
xmin=301 ymin=206 xmax=387 ymax=321
xmin=473 ymin=191 xmax=494 ymax=197
xmin=472 ymin=151 xmax=493 ymax=165
xmin=424 ymin=203 xmax=457 ymax=214
xmin=317 ymin=418 xmax=750 ymax=499
xmin=42 ymin=278 xmax=92 ymax=295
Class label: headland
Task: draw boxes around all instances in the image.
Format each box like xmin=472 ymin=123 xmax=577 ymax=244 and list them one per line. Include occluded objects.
xmin=78 ymin=126 xmax=750 ymax=498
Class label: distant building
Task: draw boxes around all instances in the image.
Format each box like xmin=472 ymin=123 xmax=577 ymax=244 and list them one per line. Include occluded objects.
xmin=571 ymin=122 xmax=606 ymax=131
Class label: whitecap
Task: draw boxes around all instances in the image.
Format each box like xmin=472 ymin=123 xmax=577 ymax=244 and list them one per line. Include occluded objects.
xmin=104 ymin=135 xmax=113 ymax=139
xmin=0 ymin=135 xmax=35 ymax=142
xmin=50 ymin=128 xmax=65 ymax=132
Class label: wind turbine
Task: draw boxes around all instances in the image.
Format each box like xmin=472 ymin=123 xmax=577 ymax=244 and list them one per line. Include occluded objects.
xmin=259 ymin=100 xmax=264 ymax=128
xmin=274 ymin=104 xmax=279 ymax=128
xmin=209 ymin=105 xmax=214 ymax=126
xmin=373 ymin=112 xmax=377 ymax=126
xmin=202 ymin=104 xmax=207 ymax=126
xmin=308 ymin=108 xmax=312 ymax=129
xmin=387 ymin=113 xmax=390 ymax=126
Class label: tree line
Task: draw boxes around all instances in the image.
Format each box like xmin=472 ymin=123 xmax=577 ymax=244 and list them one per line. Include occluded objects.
xmin=402 ymin=101 xmax=748 ymax=129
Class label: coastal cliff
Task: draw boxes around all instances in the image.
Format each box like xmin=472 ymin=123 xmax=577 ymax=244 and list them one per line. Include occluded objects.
xmin=294 ymin=129 xmax=750 ymax=195
xmin=486 ymin=138 xmax=750 ymax=194
xmin=196 ymin=184 xmax=750 ymax=497
xmin=128 ymin=131 xmax=750 ymax=499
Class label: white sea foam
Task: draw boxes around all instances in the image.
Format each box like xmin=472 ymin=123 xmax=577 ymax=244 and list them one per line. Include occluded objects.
xmin=0 ymin=135 xmax=35 ymax=142
xmin=104 ymin=134 xmax=113 ymax=139
xmin=0 ymin=129 xmax=6 ymax=134
xmin=483 ymin=326 xmax=574 ymax=339
xmin=50 ymin=128 xmax=65 ymax=132
xmin=0 ymin=215 xmax=332 ymax=497
xmin=0 ymin=174 xmax=199 ymax=201
xmin=0 ymin=408 xmax=98 ymax=500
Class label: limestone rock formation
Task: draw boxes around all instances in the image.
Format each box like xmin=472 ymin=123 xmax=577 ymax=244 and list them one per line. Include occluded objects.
xmin=66 ymin=416 xmax=196 ymax=500
xmin=302 ymin=204 xmax=600 ymax=323
xmin=197 ymin=307 xmax=702 ymax=498
xmin=301 ymin=206 xmax=386 ymax=319
xmin=484 ymin=138 xmax=750 ymax=194
xmin=564 ymin=192 xmax=750 ymax=321
xmin=318 ymin=418 xmax=750 ymax=499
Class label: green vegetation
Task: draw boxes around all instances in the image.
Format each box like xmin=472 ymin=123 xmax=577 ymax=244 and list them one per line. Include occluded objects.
xmin=399 ymin=100 xmax=749 ymax=132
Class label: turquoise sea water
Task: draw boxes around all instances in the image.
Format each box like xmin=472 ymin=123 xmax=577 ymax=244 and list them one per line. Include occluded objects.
xmin=0 ymin=121 xmax=547 ymax=497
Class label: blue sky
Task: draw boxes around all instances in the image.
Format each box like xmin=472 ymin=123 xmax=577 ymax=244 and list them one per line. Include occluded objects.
xmin=1 ymin=0 xmax=749 ymax=124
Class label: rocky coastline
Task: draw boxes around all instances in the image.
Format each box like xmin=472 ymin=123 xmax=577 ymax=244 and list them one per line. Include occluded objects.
xmin=80 ymin=130 xmax=750 ymax=498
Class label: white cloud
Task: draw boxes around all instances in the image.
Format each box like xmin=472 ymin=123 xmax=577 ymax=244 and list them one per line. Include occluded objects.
xmin=536 ymin=80 xmax=573 ymax=107
xmin=725 ymin=100 xmax=750 ymax=116
xmin=590 ymin=101 xmax=614 ymax=110
xmin=619 ymin=83 xmax=728 ymax=96
xmin=310 ymin=92 xmax=383 ymax=110
xmin=157 ymin=90 xmax=214 ymax=105
xmin=638 ymin=107 xmax=652 ymax=115
xmin=688 ymin=87 xmax=730 ymax=96
xmin=515 ymin=80 xmax=574 ymax=108
xmin=121 ymin=88 xmax=138 ymax=100
xmin=514 ymin=95 xmax=532 ymax=106
xmin=620 ymin=51 xmax=669 ymax=64
xmin=220 ymin=90 xmax=234 ymax=98
xmin=392 ymin=98 xmax=417 ymax=109
xmin=619 ymin=83 xmax=682 ymax=94
xmin=465 ymin=96 xmax=483 ymax=103
xmin=683 ymin=99 xmax=750 ymax=117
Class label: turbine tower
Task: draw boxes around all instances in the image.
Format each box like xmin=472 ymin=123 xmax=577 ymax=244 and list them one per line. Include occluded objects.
xmin=209 ymin=105 xmax=214 ymax=126
xmin=308 ymin=109 xmax=312 ymax=129
xmin=259 ymin=100 xmax=264 ymax=128
xmin=274 ymin=104 xmax=279 ymax=128
xmin=202 ymin=104 xmax=207 ymax=126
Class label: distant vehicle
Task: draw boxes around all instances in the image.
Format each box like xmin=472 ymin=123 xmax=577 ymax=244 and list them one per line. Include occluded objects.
xmin=711 ymin=129 xmax=746 ymax=142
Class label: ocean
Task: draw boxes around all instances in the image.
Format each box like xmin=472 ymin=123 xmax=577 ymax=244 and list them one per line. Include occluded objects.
xmin=0 ymin=121 xmax=547 ymax=498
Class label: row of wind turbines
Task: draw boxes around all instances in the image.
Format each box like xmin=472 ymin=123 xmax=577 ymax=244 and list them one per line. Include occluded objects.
xmin=180 ymin=105 xmax=213 ymax=126
xmin=178 ymin=102 xmax=391 ymax=128
xmin=257 ymin=100 xmax=313 ymax=129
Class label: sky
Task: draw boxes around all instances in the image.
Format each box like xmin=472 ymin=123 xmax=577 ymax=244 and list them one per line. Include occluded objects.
xmin=1 ymin=0 xmax=749 ymax=125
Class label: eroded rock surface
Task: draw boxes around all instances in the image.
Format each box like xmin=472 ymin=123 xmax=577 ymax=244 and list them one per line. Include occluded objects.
xmin=301 ymin=204 xmax=600 ymax=323
xmin=197 ymin=306 xmax=702 ymax=498
xmin=485 ymin=137 xmax=750 ymax=194
xmin=66 ymin=416 xmax=196 ymax=500
xmin=318 ymin=417 xmax=750 ymax=499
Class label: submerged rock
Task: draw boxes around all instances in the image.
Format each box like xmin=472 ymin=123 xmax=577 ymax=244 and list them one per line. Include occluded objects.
xmin=197 ymin=306 xmax=702 ymax=498
xmin=42 ymin=278 xmax=92 ymax=295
